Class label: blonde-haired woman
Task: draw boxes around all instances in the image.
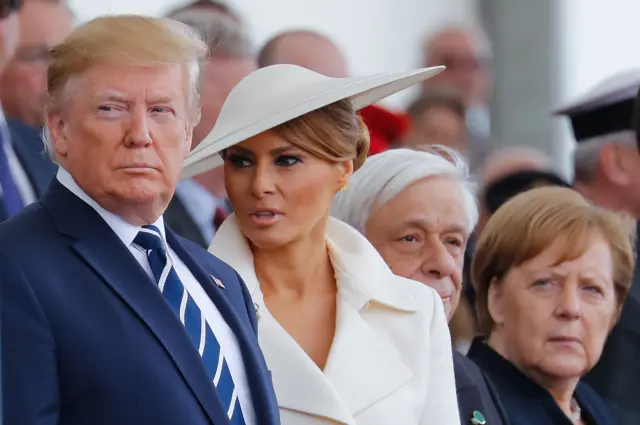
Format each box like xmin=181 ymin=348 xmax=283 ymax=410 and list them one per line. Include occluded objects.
xmin=468 ymin=186 xmax=633 ymax=425
xmin=183 ymin=65 xmax=460 ymax=424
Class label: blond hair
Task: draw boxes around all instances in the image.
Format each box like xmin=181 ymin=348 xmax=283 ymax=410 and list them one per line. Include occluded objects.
xmin=472 ymin=186 xmax=636 ymax=336
xmin=43 ymin=15 xmax=208 ymax=161
xmin=273 ymin=99 xmax=370 ymax=171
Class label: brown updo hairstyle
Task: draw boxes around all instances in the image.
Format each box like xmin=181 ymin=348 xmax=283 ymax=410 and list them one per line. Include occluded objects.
xmin=472 ymin=186 xmax=636 ymax=337
xmin=274 ymin=99 xmax=371 ymax=171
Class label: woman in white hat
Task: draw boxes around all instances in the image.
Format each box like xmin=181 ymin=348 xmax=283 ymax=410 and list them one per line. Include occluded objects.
xmin=183 ymin=64 xmax=460 ymax=425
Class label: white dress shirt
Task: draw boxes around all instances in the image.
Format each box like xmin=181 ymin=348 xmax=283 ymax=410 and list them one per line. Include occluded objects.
xmin=56 ymin=168 xmax=255 ymax=425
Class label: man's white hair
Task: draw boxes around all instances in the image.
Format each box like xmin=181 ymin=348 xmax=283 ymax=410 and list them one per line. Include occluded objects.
xmin=332 ymin=146 xmax=478 ymax=235
xmin=573 ymin=130 xmax=636 ymax=183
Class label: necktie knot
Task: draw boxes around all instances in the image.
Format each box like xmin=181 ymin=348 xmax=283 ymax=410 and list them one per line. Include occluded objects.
xmin=134 ymin=225 xmax=165 ymax=252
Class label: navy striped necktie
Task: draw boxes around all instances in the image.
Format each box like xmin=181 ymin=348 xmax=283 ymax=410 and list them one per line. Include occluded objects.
xmin=134 ymin=225 xmax=246 ymax=424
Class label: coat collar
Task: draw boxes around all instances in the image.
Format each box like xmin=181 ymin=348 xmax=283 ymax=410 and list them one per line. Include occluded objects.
xmin=212 ymin=214 xmax=418 ymax=313
xmin=210 ymin=215 xmax=415 ymax=423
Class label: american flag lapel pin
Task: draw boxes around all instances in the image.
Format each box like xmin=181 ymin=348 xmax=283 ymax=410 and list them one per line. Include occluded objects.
xmin=210 ymin=275 xmax=225 ymax=289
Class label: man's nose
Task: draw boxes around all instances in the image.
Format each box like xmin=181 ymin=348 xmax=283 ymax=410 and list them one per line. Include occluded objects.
xmin=421 ymin=241 xmax=457 ymax=279
xmin=125 ymin=107 xmax=152 ymax=147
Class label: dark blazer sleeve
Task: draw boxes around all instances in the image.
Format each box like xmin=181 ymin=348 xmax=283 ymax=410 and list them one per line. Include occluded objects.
xmin=2 ymin=256 xmax=60 ymax=425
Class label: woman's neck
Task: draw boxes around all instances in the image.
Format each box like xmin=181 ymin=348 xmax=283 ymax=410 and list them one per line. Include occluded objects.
xmin=252 ymin=223 xmax=336 ymax=299
xmin=488 ymin=333 xmax=580 ymax=420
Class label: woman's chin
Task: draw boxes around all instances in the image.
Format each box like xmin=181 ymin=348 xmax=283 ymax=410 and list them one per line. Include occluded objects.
xmin=245 ymin=230 xmax=293 ymax=251
xmin=539 ymin=355 xmax=590 ymax=380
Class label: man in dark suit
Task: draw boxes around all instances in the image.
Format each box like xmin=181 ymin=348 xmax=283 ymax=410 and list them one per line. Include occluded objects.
xmin=164 ymin=1 xmax=255 ymax=247
xmin=0 ymin=14 xmax=279 ymax=425
xmin=556 ymin=70 xmax=640 ymax=425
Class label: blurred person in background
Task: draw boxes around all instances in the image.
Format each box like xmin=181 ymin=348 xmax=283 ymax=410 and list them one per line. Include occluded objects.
xmin=164 ymin=0 xmax=257 ymax=247
xmin=0 ymin=15 xmax=280 ymax=425
xmin=399 ymin=88 xmax=468 ymax=156
xmin=332 ymin=146 xmax=509 ymax=425
xmin=421 ymin=25 xmax=493 ymax=169
xmin=183 ymin=63 xmax=461 ymax=424
xmin=258 ymin=29 xmax=409 ymax=155
xmin=0 ymin=0 xmax=67 ymax=221
xmin=0 ymin=0 xmax=72 ymax=128
xmin=469 ymin=186 xmax=633 ymax=425
xmin=476 ymin=146 xmax=557 ymax=236
xmin=557 ymin=70 xmax=640 ymax=425
xmin=0 ymin=0 xmax=55 ymax=221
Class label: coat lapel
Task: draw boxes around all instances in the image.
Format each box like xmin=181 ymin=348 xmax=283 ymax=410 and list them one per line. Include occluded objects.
xmin=324 ymin=296 xmax=413 ymax=416
xmin=42 ymin=181 xmax=229 ymax=425
xmin=259 ymin=308 xmax=355 ymax=424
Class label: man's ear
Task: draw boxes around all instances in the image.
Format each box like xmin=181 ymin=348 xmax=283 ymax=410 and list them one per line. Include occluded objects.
xmin=600 ymin=143 xmax=630 ymax=186
xmin=45 ymin=111 xmax=69 ymax=159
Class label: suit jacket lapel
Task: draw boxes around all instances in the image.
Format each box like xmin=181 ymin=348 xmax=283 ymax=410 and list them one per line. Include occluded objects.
xmin=42 ymin=180 xmax=229 ymax=425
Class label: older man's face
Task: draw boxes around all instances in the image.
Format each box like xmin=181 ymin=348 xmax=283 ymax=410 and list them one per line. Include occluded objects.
xmin=365 ymin=176 xmax=469 ymax=320
xmin=47 ymin=63 xmax=193 ymax=225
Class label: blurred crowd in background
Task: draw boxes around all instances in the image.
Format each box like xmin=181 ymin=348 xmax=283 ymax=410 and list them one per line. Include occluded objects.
xmin=3 ymin=1 xmax=640 ymax=425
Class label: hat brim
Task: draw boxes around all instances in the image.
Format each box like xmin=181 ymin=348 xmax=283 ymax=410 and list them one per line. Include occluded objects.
xmin=182 ymin=66 xmax=444 ymax=178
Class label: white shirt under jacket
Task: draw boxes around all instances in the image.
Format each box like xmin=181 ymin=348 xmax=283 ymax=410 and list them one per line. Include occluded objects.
xmin=209 ymin=215 xmax=460 ymax=425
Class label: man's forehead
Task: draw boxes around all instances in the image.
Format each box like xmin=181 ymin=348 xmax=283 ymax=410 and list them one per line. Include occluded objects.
xmin=64 ymin=65 xmax=187 ymax=101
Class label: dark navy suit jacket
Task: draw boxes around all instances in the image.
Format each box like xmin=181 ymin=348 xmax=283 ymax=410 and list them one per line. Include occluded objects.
xmin=454 ymin=350 xmax=509 ymax=425
xmin=0 ymin=179 xmax=280 ymax=425
xmin=468 ymin=338 xmax=618 ymax=425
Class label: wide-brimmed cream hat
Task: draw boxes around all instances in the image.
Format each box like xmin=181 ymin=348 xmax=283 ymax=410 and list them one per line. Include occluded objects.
xmin=182 ymin=64 xmax=445 ymax=178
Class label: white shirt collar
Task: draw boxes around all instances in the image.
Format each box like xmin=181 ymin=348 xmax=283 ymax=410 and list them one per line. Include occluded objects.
xmin=56 ymin=167 xmax=166 ymax=247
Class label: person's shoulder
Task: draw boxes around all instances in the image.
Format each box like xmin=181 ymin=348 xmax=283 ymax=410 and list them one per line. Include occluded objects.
xmin=0 ymin=202 xmax=50 ymax=240
xmin=0 ymin=202 xmax=55 ymax=260
xmin=453 ymin=350 xmax=484 ymax=388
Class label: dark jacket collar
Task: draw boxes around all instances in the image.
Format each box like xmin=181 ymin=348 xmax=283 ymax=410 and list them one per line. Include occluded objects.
xmin=468 ymin=338 xmax=614 ymax=425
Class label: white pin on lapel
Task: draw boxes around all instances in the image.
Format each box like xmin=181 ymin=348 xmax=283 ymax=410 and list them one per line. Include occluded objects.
xmin=210 ymin=275 xmax=225 ymax=289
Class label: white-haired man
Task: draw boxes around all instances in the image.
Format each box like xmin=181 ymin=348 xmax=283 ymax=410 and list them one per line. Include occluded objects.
xmin=558 ymin=70 xmax=640 ymax=425
xmin=332 ymin=147 xmax=508 ymax=425
xmin=0 ymin=15 xmax=279 ymax=425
